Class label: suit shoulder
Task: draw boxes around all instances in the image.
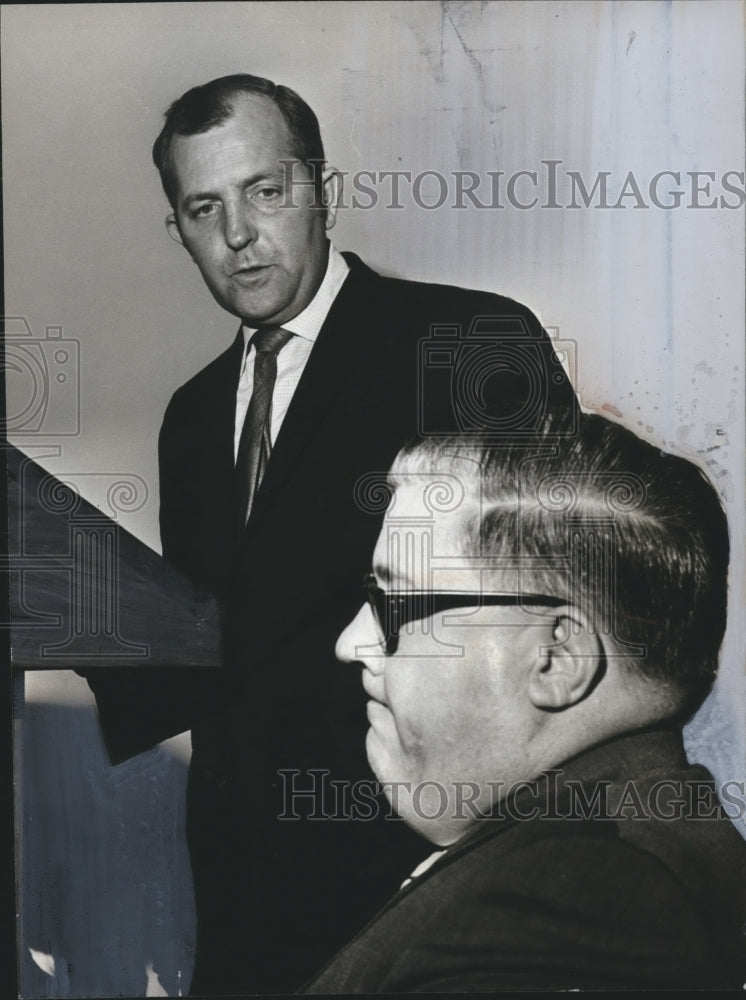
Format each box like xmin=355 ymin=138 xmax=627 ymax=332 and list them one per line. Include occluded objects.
xmin=379 ymin=271 xmax=540 ymax=320
xmin=610 ymin=763 xmax=746 ymax=906
xmin=435 ymin=804 xmax=738 ymax=929
xmin=378 ymin=823 xmax=739 ymax=991
xmin=345 ymin=255 xmax=539 ymax=322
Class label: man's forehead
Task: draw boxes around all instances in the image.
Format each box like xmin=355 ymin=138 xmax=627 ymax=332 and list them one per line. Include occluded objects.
xmin=222 ymin=91 xmax=292 ymax=136
xmin=373 ymin=479 xmax=482 ymax=588
xmin=169 ymin=94 xmax=295 ymax=184
xmin=384 ymin=477 xmax=481 ymax=525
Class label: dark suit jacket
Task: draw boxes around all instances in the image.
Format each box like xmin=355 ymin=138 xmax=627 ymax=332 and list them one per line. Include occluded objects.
xmin=86 ymin=252 xmax=578 ymax=993
xmin=304 ymin=728 xmax=746 ymax=993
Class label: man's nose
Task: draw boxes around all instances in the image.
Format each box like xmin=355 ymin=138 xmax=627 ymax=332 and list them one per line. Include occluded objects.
xmin=335 ymin=604 xmax=384 ymax=665
xmin=224 ymin=202 xmax=257 ymax=251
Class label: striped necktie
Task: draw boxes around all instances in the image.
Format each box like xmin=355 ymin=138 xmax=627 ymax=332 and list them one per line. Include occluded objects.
xmin=235 ymin=326 xmax=293 ymax=526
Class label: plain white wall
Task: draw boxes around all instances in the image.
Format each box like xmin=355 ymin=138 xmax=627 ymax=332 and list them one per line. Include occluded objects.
xmin=3 ymin=3 xmax=744 ymax=996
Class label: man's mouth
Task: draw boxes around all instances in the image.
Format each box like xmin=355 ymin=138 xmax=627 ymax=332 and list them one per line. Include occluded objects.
xmin=366 ymin=699 xmax=389 ymax=725
xmin=362 ymin=669 xmax=387 ymax=707
xmin=232 ymin=263 xmax=272 ymax=279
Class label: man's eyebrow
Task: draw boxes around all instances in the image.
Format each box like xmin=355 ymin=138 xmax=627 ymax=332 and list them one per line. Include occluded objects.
xmin=182 ymin=170 xmax=284 ymax=205
xmin=371 ymin=562 xmax=413 ymax=590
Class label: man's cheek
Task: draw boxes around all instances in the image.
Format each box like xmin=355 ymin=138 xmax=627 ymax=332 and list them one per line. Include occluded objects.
xmin=387 ymin=696 xmax=425 ymax=755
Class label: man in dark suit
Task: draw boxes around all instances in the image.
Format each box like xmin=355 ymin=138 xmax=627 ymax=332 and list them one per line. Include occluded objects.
xmin=306 ymin=411 xmax=746 ymax=992
xmin=84 ymin=74 xmax=576 ymax=994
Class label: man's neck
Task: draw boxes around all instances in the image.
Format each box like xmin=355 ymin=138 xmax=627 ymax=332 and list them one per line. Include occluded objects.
xmin=241 ymin=243 xmax=350 ymax=344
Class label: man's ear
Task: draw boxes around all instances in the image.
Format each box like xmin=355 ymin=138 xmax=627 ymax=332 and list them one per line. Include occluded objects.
xmin=527 ymin=608 xmax=605 ymax=711
xmin=165 ymin=214 xmax=185 ymax=247
xmin=320 ymin=167 xmax=342 ymax=231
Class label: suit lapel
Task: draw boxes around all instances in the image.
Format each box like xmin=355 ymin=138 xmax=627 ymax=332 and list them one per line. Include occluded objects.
xmin=240 ymin=256 xmax=382 ymax=535
xmin=203 ymin=329 xmax=244 ymax=498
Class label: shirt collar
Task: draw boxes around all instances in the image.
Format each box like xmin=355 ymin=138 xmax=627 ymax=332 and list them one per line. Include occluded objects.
xmin=241 ymin=242 xmax=349 ymax=351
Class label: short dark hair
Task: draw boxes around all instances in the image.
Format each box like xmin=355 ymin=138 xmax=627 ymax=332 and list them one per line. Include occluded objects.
xmin=152 ymin=73 xmax=326 ymax=209
xmin=393 ymin=411 xmax=730 ymax=721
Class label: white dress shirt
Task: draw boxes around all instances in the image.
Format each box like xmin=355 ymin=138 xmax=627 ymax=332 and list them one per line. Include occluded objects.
xmin=233 ymin=244 xmax=350 ymax=462
xmin=399 ymin=849 xmax=448 ymax=890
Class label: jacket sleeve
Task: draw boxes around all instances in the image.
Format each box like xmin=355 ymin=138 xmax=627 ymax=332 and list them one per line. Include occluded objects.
xmin=79 ymin=393 xmax=227 ymax=765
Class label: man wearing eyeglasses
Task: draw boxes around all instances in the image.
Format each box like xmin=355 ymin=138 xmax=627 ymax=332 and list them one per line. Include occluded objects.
xmin=305 ymin=411 xmax=746 ymax=992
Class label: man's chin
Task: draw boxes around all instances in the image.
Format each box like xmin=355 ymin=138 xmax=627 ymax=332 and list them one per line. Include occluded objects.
xmin=211 ymin=287 xmax=290 ymax=328
xmin=364 ymin=730 xmax=410 ymax=795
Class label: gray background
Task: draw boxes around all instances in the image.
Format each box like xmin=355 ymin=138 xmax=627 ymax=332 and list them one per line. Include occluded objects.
xmin=3 ymin=2 xmax=745 ymax=996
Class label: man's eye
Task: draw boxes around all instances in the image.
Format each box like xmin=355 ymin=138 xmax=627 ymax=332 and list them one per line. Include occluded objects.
xmin=254 ymin=186 xmax=282 ymax=201
xmin=192 ymin=203 xmax=218 ymax=218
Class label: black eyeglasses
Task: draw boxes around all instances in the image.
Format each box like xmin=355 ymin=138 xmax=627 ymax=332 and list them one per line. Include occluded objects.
xmin=364 ymin=573 xmax=565 ymax=655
